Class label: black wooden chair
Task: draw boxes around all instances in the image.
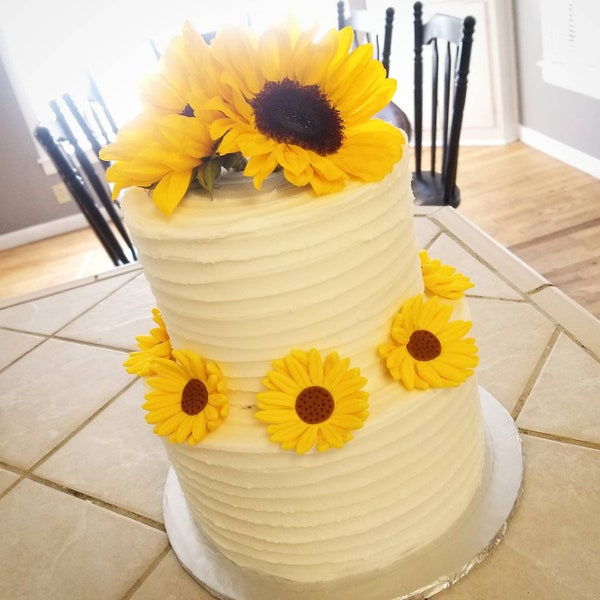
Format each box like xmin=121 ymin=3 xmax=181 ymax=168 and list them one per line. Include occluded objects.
xmin=49 ymin=97 xmax=136 ymax=261
xmin=412 ymin=2 xmax=475 ymax=207
xmin=61 ymin=92 xmax=112 ymax=171
xmin=336 ymin=1 xmax=412 ymax=140
xmin=34 ymin=124 xmax=135 ymax=266
xmin=86 ymin=71 xmax=119 ymax=139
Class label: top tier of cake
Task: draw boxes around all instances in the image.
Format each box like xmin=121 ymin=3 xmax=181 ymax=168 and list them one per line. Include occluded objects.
xmin=122 ymin=142 xmax=423 ymax=411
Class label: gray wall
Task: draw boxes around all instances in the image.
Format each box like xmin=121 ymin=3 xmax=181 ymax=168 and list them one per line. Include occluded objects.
xmin=513 ymin=0 xmax=600 ymax=160
xmin=0 ymin=43 xmax=79 ymax=237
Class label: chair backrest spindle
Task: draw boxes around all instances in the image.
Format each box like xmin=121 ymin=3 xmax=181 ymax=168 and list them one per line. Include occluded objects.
xmin=430 ymin=38 xmax=439 ymax=174
xmin=413 ymin=1 xmax=475 ymax=207
xmin=337 ymin=1 xmax=412 ymax=139
xmin=34 ymin=125 xmax=130 ymax=266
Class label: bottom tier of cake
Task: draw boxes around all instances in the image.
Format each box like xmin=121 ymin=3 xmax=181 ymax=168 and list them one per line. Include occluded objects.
xmin=165 ymin=375 xmax=484 ymax=583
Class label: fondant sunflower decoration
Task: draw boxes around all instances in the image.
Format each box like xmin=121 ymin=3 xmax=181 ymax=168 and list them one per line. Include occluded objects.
xmin=419 ymin=250 xmax=474 ymax=299
xmin=124 ymin=307 xmax=173 ymax=376
xmin=378 ymin=295 xmax=479 ymax=391
xmin=256 ymin=349 xmax=369 ymax=454
xmin=99 ymin=20 xmax=405 ymax=214
xmin=143 ymin=349 xmax=229 ymax=445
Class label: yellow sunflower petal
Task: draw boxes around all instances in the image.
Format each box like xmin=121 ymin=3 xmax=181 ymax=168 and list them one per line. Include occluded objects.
xmin=319 ymin=423 xmax=345 ymax=448
xmin=284 ymin=355 xmax=313 ymax=388
xmin=191 ymin=412 xmax=208 ymax=441
xmin=255 ymin=408 xmax=299 ymax=424
xmin=329 ymin=414 xmax=366 ymax=430
xmin=154 ymin=411 xmax=187 ymax=436
xmin=307 ymin=349 xmax=324 ymax=386
xmin=175 ymin=416 xmax=194 ymax=444
xmin=256 ymin=390 xmax=296 ymax=409
xmin=295 ymin=426 xmax=319 ymax=454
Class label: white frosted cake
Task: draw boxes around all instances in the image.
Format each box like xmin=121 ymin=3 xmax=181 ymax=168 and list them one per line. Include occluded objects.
xmin=103 ymin=20 xmax=485 ymax=588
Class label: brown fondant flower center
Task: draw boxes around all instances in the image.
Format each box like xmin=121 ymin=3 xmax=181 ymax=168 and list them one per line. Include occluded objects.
xmin=250 ymin=78 xmax=344 ymax=155
xmin=295 ymin=386 xmax=335 ymax=424
xmin=407 ymin=330 xmax=442 ymax=361
xmin=181 ymin=379 xmax=209 ymax=415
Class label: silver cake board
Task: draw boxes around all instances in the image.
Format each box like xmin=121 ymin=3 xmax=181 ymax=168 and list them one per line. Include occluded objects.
xmin=163 ymin=387 xmax=524 ymax=600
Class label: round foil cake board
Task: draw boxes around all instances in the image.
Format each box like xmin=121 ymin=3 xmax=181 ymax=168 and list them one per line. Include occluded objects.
xmin=163 ymin=387 xmax=523 ymax=600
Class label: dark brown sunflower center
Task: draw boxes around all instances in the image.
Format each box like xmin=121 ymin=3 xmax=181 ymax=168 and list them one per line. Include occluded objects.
xmin=181 ymin=379 xmax=208 ymax=415
xmin=295 ymin=386 xmax=335 ymax=424
xmin=180 ymin=103 xmax=195 ymax=117
xmin=250 ymin=78 xmax=344 ymax=155
xmin=407 ymin=330 xmax=442 ymax=361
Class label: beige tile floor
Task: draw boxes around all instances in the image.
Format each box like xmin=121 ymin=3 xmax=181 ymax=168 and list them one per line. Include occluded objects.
xmin=0 ymin=207 xmax=599 ymax=599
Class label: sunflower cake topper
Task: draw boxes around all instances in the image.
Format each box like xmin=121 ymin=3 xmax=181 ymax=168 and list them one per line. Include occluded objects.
xmin=256 ymin=349 xmax=369 ymax=454
xmin=99 ymin=21 xmax=405 ymax=214
xmin=379 ymin=294 xmax=479 ymax=391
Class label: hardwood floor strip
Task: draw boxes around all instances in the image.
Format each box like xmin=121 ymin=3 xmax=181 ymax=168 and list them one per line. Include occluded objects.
xmin=508 ymin=216 xmax=600 ymax=253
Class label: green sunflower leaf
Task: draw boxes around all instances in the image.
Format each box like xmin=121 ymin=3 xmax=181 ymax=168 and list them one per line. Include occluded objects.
xmin=196 ymin=157 xmax=224 ymax=197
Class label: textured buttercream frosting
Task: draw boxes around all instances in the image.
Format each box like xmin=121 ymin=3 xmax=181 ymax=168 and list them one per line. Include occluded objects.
xmin=122 ymin=148 xmax=485 ymax=582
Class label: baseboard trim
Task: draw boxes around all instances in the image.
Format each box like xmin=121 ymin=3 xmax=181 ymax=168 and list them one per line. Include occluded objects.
xmin=0 ymin=214 xmax=89 ymax=251
xmin=518 ymin=125 xmax=600 ymax=179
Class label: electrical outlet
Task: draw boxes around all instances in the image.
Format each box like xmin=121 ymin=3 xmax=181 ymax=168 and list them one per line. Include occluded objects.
xmin=52 ymin=183 xmax=72 ymax=204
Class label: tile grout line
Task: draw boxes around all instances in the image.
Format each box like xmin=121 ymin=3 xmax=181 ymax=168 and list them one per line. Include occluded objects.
xmin=0 ymin=462 xmax=27 ymax=502
xmin=44 ymin=271 xmax=145 ymax=338
xmin=27 ymin=377 xmax=140 ymax=472
xmin=120 ymin=543 xmax=172 ymax=600
xmin=429 ymin=215 xmax=531 ymax=302
xmin=27 ymin=472 xmax=166 ymax=532
xmin=511 ymin=327 xmax=560 ymax=421
xmin=0 ymin=378 xmax=139 ymax=503
xmin=0 ymin=265 xmax=142 ymax=311
xmin=1 ymin=269 xmax=142 ymax=339
xmin=422 ymin=227 xmax=444 ymax=251
xmin=0 ymin=271 xmax=144 ymax=372
xmin=420 ymin=224 xmax=527 ymax=304
xmin=51 ymin=333 xmax=136 ymax=355
xmin=519 ymin=428 xmax=600 ymax=451
xmin=526 ymin=289 xmax=600 ymax=364
xmin=0 ymin=332 xmax=50 ymax=375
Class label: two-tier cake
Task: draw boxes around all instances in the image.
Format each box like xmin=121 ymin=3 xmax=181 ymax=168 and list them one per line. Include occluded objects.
xmin=100 ymin=19 xmax=499 ymax=595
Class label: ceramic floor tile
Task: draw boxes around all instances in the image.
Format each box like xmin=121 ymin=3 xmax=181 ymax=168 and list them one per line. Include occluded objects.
xmin=469 ymin=298 xmax=556 ymax=413
xmin=0 ymin=328 xmax=45 ymax=371
xmin=0 ymin=338 xmax=131 ymax=469
xmin=58 ymin=274 xmax=155 ymax=350
xmin=428 ymin=234 xmax=523 ymax=300
xmin=131 ymin=550 xmax=217 ymax=600
xmin=0 ymin=478 xmax=167 ymax=599
xmin=37 ymin=380 xmax=171 ymax=522
xmin=0 ymin=466 xmax=20 ymax=494
xmin=530 ymin=286 xmax=600 ymax=358
xmin=517 ymin=333 xmax=600 ymax=444
xmin=413 ymin=216 xmax=442 ymax=249
xmin=433 ymin=208 xmax=549 ymax=294
xmin=0 ymin=271 xmax=137 ymax=335
xmin=438 ymin=435 xmax=600 ymax=600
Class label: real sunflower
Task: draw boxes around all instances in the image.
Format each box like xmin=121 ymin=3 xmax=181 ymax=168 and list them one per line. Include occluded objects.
xmin=143 ymin=349 xmax=229 ymax=445
xmin=379 ymin=294 xmax=479 ymax=391
xmin=100 ymin=112 xmax=217 ymax=214
xmin=419 ymin=250 xmax=474 ymax=299
xmin=206 ymin=23 xmax=405 ymax=194
xmin=124 ymin=308 xmax=173 ymax=376
xmin=256 ymin=349 xmax=369 ymax=454
xmin=140 ymin=21 xmax=220 ymax=117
